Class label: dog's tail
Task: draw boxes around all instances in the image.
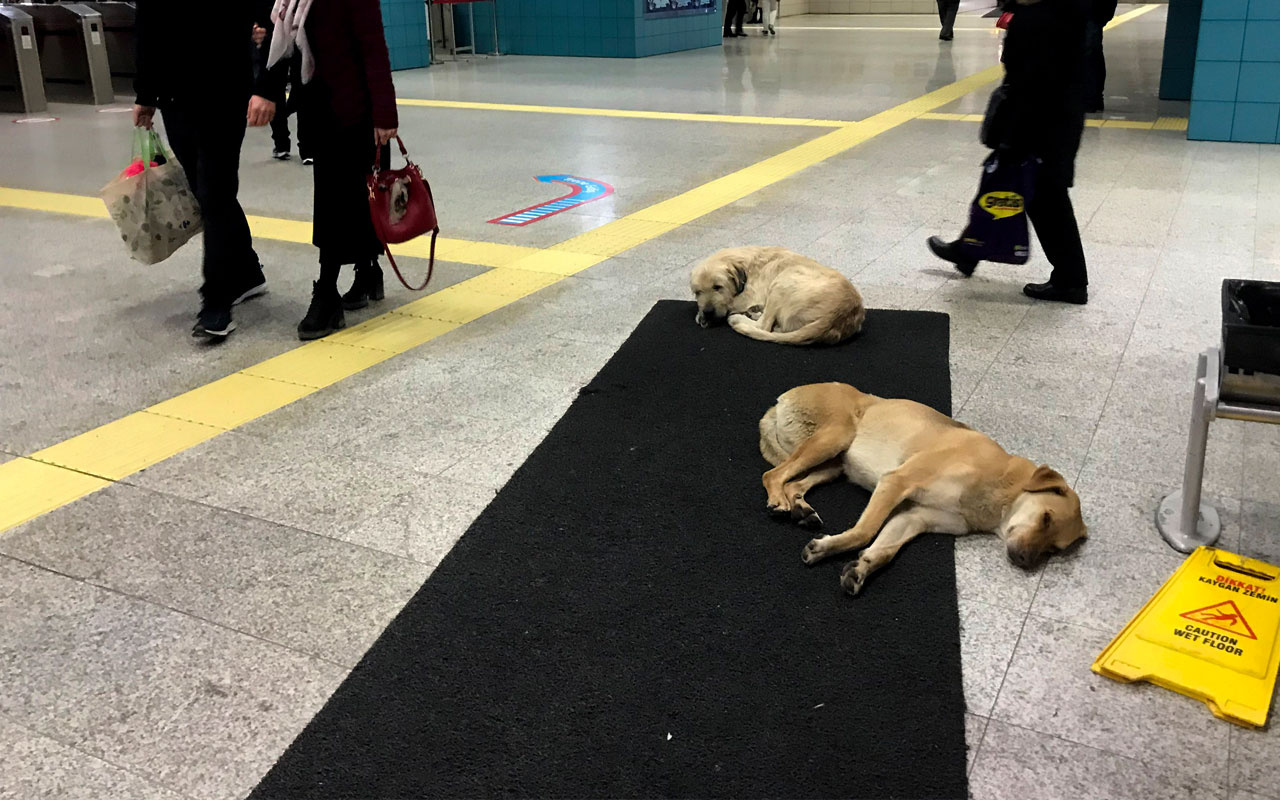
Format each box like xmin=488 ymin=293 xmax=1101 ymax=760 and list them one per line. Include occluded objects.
xmin=728 ymin=312 xmax=861 ymax=346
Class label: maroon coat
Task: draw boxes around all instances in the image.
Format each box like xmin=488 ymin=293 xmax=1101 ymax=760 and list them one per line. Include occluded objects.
xmin=306 ymin=0 xmax=399 ymax=130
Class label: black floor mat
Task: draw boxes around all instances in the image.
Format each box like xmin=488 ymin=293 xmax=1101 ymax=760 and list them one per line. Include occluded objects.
xmin=252 ymin=301 xmax=968 ymax=800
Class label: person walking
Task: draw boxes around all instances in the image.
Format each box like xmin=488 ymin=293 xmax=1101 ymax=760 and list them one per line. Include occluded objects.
xmin=133 ymin=2 xmax=283 ymax=340
xmin=724 ymin=0 xmax=746 ymax=37
xmin=927 ymin=0 xmax=1091 ymax=305
xmin=1085 ymin=0 xmax=1118 ymax=112
xmin=267 ymin=0 xmax=398 ymax=340
xmin=759 ymin=0 xmax=778 ymax=35
xmin=936 ymin=0 xmax=960 ymax=40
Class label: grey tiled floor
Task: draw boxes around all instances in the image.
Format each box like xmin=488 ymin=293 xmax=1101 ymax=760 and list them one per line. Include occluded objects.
xmin=3 ymin=7 xmax=1280 ymax=799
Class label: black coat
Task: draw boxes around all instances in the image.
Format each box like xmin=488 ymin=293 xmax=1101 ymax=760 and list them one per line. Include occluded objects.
xmin=1000 ymin=0 xmax=1088 ymax=187
xmin=134 ymin=2 xmax=283 ymax=109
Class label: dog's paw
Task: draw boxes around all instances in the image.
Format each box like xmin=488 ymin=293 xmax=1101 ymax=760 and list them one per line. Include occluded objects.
xmin=745 ymin=305 xmax=764 ymax=321
xmin=801 ymin=537 xmax=827 ymax=566
xmin=840 ymin=560 xmax=867 ymax=596
xmin=790 ymin=501 xmax=823 ymax=530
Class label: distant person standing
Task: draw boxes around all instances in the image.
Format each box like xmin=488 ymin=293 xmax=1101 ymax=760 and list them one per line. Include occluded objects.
xmin=133 ymin=2 xmax=283 ymax=340
xmin=928 ymin=0 xmax=1091 ymax=305
xmin=759 ymin=0 xmax=778 ymax=35
xmin=936 ymin=0 xmax=960 ymax=40
xmin=724 ymin=0 xmax=746 ymax=37
xmin=1085 ymin=0 xmax=1118 ymax=112
xmin=267 ymin=0 xmax=398 ymax=340
xmin=254 ymin=5 xmax=312 ymax=163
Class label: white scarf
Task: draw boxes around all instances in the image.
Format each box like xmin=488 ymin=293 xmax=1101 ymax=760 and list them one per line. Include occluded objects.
xmin=267 ymin=0 xmax=316 ymax=84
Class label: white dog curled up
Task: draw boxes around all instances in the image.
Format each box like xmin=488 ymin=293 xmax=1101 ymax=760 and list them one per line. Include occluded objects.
xmin=690 ymin=246 xmax=865 ymax=346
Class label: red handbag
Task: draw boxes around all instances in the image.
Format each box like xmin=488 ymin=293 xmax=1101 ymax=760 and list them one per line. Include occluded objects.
xmin=366 ymin=135 xmax=438 ymax=291
xmin=996 ymin=11 xmax=1013 ymax=28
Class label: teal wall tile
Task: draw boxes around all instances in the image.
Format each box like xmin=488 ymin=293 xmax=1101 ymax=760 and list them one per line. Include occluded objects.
xmin=1231 ymin=102 xmax=1280 ymax=141
xmin=1238 ymin=62 xmax=1280 ymax=102
xmin=1198 ymin=20 xmax=1246 ymax=60
xmin=1192 ymin=60 xmax=1241 ymax=100
xmin=1242 ymin=21 xmax=1280 ymax=60
xmin=1249 ymin=0 xmax=1280 ymax=18
xmin=1189 ymin=100 xmax=1238 ymax=139
xmin=1202 ymin=0 xmax=1249 ymax=17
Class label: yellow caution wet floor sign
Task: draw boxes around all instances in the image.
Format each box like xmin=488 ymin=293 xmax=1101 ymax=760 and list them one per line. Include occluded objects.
xmin=1093 ymin=547 xmax=1280 ymax=728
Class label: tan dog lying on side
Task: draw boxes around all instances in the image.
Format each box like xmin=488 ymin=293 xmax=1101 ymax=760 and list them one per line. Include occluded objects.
xmin=690 ymin=246 xmax=865 ymax=346
xmin=759 ymin=382 xmax=1087 ymax=595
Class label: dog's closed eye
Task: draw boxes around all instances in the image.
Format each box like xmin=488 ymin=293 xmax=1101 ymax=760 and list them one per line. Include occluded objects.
xmin=713 ymin=284 xmax=723 ymax=291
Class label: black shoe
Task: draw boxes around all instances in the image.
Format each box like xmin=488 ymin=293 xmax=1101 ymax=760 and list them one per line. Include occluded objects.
xmin=193 ymin=307 xmax=235 ymax=340
xmin=940 ymin=30 xmax=954 ymax=41
xmin=1023 ymin=282 xmax=1088 ymax=305
xmin=927 ymin=236 xmax=977 ymax=277
xmin=272 ymin=148 xmax=291 ymax=161
xmin=341 ymin=262 xmax=386 ymax=311
xmin=301 ymin=156 xmax=314 ymax=166
xmin=297 ymin=282 xmax=346 ymax=340
xmin=230 ymin=268 xmax=268 ymax=306
xmin=724 ymin=30 xmax=737 ymax=37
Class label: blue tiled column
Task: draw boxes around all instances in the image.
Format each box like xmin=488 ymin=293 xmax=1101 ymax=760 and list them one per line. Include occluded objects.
xmin=1159 ymin=0 xmax=1202 ymax=100
xmin=458 ymin=0 xmax=721 ymax=58
xmin=381 ymin=0 xmax=431 ymax=70
xmin=1189 ymin=0 xmax=1280 ymax=143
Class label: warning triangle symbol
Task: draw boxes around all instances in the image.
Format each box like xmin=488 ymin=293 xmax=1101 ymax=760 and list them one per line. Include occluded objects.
xmin=1181 ymin=600 xmax=1258 ymax=640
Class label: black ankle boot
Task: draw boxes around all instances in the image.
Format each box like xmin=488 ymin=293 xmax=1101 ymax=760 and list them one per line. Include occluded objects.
xmin=298 ymin=281 xmax=346 ymax=340
xmin=341 ymin=262 xmax=386 ymax=311
xmin=927 ymin=236 xmax=978 ymax=277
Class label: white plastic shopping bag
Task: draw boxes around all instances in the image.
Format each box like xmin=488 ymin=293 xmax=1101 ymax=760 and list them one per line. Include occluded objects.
xmin=100 ymin=128 xmax=202 ymax=265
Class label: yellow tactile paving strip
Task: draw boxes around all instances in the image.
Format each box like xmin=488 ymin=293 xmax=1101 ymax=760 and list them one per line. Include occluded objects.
xmin=0 ymin=4 xmax=1161 ymax=534
xmin=0 ymin=187 xmax=537 ymax=270
xmin=397 ymin=98 xmax=854 ymax=128
xmin=920 ymin=112 xmax=1190 ymax=131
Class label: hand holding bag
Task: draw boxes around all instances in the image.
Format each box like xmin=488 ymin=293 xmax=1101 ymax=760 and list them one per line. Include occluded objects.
xmin=366 ymin=135 xmax=438 ymax=291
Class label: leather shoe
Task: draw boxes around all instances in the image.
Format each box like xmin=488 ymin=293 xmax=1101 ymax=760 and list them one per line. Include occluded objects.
xmin=927 ymin=236 xmax=977 ymax=277
xmin=1023 ymin=282 xmax=1088 ymax=305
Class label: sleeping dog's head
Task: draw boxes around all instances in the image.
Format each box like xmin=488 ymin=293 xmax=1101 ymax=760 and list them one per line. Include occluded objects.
xmin=690 ymin=249 xmax=749 ymax=328
xmin=1001 ymin=465 xmax=1087 ymax=569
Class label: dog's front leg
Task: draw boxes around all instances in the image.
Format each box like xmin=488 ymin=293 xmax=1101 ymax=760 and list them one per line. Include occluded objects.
xmin=840 ymin=507 xmax=966 ymax=595
xmin=801 ymin=460 xmax=928 ymax=565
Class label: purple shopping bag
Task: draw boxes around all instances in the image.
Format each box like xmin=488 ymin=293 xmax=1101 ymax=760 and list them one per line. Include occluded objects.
xmin=957 ymin=152 xmax=1038 ymax=265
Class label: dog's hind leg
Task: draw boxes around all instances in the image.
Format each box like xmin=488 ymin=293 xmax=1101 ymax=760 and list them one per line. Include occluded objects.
xmin=762 ymin=424 xmax=854 ymax=515
xmin=782 ymin=460 xmax=844 ymax=529
xmin=839 ymin=507 xmax=967 ymax=596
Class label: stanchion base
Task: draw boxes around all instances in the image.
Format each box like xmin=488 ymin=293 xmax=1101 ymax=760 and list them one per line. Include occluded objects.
xmin=1156 ymin=490 xmax=1221 ymax=553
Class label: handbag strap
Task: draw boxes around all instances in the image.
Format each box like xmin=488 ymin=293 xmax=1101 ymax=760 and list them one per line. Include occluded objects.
xmin=381 ymin=229 xmax=437 ymax=292
xmin=372 ymin=135 xmax=411 ymax=174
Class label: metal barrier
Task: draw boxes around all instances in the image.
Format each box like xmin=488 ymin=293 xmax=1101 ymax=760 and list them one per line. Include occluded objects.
xmin=430 ymin=0 xmax=499 ymax=62
xmin=19 ymin=2 xmax=113 ymax=104
xmin=0 ymin=5 xmax=47 ymax=112
xmin=84 ymin=1 xmax=133 ymax=95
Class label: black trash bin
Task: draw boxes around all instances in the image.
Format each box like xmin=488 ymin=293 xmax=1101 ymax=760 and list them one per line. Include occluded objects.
xmin=1222 ymin=279 xmax=1280 ymax=376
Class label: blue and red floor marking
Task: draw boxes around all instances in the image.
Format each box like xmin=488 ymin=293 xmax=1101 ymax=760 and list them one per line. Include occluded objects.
xmin=488 ymin=175 xmax=614 ymax=227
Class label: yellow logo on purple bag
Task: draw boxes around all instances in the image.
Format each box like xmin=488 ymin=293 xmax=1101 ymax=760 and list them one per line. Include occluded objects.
xmin=979 ymin=191 xmax=1025 ymax=220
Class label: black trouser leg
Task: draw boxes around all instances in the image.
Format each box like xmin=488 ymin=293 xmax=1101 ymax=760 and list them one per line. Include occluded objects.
xmin=725 ymin=0 xmax=745 ymax=33
xmin=1027 ymin=180 xmax=1088 ymax=289
xmin=269 ymin=92 xmax=291 ymax=152
xmin=937 ymin=0 xmax=959 ymax=35
xmin=161 ymin=104 xmax=258 ymax=310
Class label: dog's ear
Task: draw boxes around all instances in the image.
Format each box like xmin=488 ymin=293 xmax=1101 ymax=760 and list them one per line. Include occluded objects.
xmin=1025 ymin=465 xmax=1069 ymax=496
xmin=730 ymin=263 xmax=747 ymax=294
